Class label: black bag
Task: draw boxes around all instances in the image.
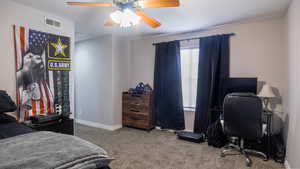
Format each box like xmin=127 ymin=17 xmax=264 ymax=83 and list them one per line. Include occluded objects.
xmin=271 ymin=133 xmax=286 ymax=163
xmin=177 ymin=131 xmax=205 ymax=143
xmin=0 ymin=90 xmax=17 ymax=113
xmin=207 ymin=119 xmax=227 ymax=148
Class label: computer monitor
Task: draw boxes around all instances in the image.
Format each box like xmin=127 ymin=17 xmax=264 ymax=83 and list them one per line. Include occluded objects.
xmin=223 ymin=77 xmax=258 ymax=98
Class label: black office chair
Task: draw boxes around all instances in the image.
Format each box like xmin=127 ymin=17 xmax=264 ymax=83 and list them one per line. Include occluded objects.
xmin=220 ymin=93 xmax=267 ymax=167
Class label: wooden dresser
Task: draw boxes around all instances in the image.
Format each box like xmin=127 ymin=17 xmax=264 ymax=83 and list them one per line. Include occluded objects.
xmin=122 ymin=92 xmax=154 ymax=130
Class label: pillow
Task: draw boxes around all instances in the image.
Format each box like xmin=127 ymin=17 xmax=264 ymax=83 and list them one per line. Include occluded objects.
xmin=0 ymin=90 xmax=17 ymax=113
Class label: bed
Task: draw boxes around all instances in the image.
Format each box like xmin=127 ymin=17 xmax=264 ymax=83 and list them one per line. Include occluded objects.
xmin=0 ymin=113 xmax=112 ymax=169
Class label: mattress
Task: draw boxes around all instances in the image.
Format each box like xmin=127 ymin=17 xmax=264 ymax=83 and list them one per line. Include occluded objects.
xmin=0 ymin=114 xmax=112 ymax=169
xmin=0 ymin=131 xmax=113 ymax=169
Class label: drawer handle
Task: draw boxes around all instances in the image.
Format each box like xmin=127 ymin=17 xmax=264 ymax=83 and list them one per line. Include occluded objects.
xmin=132 ymin=95 xmax=141 ymax=98
xmin=130 ymin=116 xmax=139 ymax=121
xmin=132 ymin=103 xmax=141 ymax=106
xmin=130 ymin=109 xmax=140 ymax=112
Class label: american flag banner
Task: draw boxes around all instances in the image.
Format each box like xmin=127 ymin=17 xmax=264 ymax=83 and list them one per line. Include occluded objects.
xmin=13 ymin=25 xmax=71 ymax=121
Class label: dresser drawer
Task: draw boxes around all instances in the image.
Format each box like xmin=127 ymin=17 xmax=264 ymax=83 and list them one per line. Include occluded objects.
xmin=123 ymin=104 xmax=150 ymax=115
xmin=123 ymin=99 xmax=148 ymax=107
xmin=123 ymin=94 xmax=151 ymax=102
xmin=123 ymin=113 xmax=149 ymax=129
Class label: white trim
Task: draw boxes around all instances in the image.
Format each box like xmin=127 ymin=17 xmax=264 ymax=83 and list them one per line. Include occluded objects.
xmin=155 ymin=126 xmax=176 ymax=133
xmin=184 ymin=107 xmax=196 ymax=112
xmin=184 ymin=129 xmax=193 ymax=132
xmin=155 ymin=126 xmax=161 ymax=130
xmin=285 ymin=160 xmax=291 ymax=169
xmin=76 ymin=119 xmax=122 ymax=131
xmin=155 ymin=126 xmax=193 ymax=133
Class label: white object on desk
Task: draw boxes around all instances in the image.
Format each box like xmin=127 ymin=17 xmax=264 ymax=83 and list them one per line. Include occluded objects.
xmin=258 ymin=84 xmax=275 ymax=110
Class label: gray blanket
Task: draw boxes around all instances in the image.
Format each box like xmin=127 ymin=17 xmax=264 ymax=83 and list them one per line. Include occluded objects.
xmin=0 ymin=131 xmax=113 ymax=169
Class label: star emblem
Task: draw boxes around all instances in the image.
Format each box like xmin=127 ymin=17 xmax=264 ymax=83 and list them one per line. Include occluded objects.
xmin=51 ymin=38 xmax=68 ymax=57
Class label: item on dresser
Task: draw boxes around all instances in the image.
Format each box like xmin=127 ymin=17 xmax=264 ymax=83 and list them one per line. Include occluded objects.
xmin=128 ymin=83 xmax=153 ymax=96
xmin=144 ymin=83 xmax=152 ymax=93
xmin=135 ymin=82 xmax=145 ymax=94
xmin=122 ymin=92 xmax=154 ymax=130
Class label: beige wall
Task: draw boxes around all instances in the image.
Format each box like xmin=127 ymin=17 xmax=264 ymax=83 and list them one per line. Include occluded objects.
xmin=285 ymin=0 xmax=300 ymax=168
xmin=0 ymin=0 xmax=75 ymax=115
xmin=129 ymin=17 xmax=286 ymax=131
xmin=130 ymin=17 xmax=285 ymax=94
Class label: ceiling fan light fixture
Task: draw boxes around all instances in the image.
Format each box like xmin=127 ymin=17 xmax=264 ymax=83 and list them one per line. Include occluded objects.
xmin=136 ymin=0 xmax=145 ymax=8
xmin=110 ymin=8 xmax=141 ymax=27
xmin=123 ymin=9 xmax=141 ymax=26
xmin=110 ymin=10 xmax=123 ymax=24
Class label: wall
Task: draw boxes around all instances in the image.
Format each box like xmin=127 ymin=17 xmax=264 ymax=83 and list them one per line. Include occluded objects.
xmin=112 ymin=37 xmax=130 ymax=126
xmin=75 ymin=35 xmax=129 ymax=130
xmin=129 ymin=17 xmax=286 ymax=131
xmin=75 ymin=36 xmax=114 ymax=127
xmin=0 ymin=0 xmax=75 ymax=115
xmin=285 ymin=0 xmax=300 ymax=168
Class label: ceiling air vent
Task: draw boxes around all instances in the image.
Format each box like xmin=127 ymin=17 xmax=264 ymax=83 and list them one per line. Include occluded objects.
xmin=45 ymin=17 xmax=62 ymax=29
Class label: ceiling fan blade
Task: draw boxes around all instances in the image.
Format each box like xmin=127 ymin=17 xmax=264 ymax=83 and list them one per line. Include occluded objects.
xmin=136 ymin=10 xmax=161 ymax=28
xmin=139 ymin=0 xmax=180 ymax=8
xmin=104 ymin=18 xmax=116 ymax=26
xmin=67 ymin=2 xmax=113 ymax=7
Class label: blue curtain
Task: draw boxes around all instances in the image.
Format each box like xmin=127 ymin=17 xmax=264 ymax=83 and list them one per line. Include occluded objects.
xmin=194 ymin=34 xmax=231 ymax=133
xmin=153 ymin=41 xmax=185 ymax=130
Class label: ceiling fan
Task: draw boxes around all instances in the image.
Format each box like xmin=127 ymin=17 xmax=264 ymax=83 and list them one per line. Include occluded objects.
xmin=67 ymin=0 xmax=180 ymax=28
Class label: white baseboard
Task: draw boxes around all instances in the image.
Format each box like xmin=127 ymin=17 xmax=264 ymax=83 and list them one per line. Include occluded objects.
xmin=184 ymin=129 xmax=193 ymax=132
xmin=76 ymin=119 xmax=122 ymax=131
xmin=155 ymin=126 xmax=193 ymax=133
xmin=285 ymin=160 xmax=291 ymax=169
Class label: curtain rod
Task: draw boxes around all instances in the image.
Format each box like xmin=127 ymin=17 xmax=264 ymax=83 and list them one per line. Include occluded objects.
xmin=152 ymin=33 xmax=235 ymax=46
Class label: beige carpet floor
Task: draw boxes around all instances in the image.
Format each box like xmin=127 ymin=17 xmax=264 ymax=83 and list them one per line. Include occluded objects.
xmin=75 ymin=124 xmax=284 ymax=169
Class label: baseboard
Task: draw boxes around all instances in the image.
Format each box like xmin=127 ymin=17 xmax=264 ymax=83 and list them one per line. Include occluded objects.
xmin=76 ymin=119 xmax=122 ymax=131
xmin=155 ymin=126 xmax=193 ymax=133
xmin=184 ymin=129 xmax=193 ymax=132
xmin=285 ymin=160 xmax=291 ymax=169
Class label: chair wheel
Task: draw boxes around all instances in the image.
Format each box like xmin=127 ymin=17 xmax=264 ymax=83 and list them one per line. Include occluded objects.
xmin=246 ymin=158 xmax=252 ymax=167
xmin=220 ymin=152 xmax=225 ymax=158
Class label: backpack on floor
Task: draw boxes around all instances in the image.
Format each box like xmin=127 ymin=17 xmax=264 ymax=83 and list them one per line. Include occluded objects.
xmin=271 ymin=133 xmax=286 ymax=163
xmin=207 ymin=119 xmax=227 ymax=148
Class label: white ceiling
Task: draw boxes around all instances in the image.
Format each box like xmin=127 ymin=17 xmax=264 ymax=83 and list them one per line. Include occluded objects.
xmin=12 ymin=0 xmax=291 ymax=41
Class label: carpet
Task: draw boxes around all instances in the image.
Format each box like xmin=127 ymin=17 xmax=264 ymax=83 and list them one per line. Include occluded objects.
xmin=75 ymin=124 xmax=284 ymax=169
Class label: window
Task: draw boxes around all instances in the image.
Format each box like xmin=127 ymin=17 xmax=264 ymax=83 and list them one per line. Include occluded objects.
xmin=180 ymin=48 xmax=199 ymax=111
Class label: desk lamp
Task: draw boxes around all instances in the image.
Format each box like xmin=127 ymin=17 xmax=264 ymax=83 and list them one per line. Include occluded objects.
xmin=258 ymin=84 xmax=275 ymax=110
